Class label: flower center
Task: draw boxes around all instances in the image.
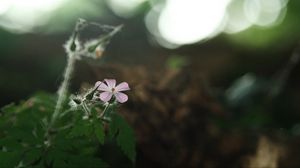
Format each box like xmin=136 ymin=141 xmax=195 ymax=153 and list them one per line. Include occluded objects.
xmin=111 ymin=88 xmax=115 ymax=92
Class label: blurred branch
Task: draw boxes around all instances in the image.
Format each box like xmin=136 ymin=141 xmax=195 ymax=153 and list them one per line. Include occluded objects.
xmin=268 ymin=42 xmax=300 ymax=98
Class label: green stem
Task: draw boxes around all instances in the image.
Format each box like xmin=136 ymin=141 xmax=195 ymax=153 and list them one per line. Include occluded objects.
xmin=50 ymin=54 xmax=76 ymax=129
xmin=82 ymin=101 xmax=91 ymax=117
xmin=100 ymin=103 xmax=110 ymax=118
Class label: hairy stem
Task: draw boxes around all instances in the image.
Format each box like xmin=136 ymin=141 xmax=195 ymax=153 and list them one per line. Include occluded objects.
xmin=82 ymin=101 xmax=91 ymax=117
xmin=50 ymin=54 xmax=76 ymax=128
xmin=99 ymin=103 xmax=110 ymax=118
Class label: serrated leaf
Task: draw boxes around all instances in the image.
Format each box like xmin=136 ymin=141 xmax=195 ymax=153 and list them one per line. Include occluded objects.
xmin=69 ymin=125 xmax=84 ymax=138
xmin=69 ymin=120 xmax=93 ymax=138
xmin=110 ymin=114 xmax=136 ymax=163
xmin=94 ymin=122 xmax=105 ymax=144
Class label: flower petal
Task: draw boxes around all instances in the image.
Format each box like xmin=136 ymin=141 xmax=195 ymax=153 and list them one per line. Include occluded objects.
xmin=97 ymin=82 xmax=110 ymax=92
xmin=94 ymin=81 xmax=102 ymax=88
xmin=115 ymin=82 xmax=130 ymax=92
xmin=100 ymin=91 xmax=113 ymax=102
xmin=114 ymin=92 xmax=128 ymax=103
xmin=105 ymin=79 xmax=116 ymax=89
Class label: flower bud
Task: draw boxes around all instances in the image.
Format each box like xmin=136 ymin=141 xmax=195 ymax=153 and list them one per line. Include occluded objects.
xmin=83 ymin=40 xmax=105 ymax=59
xmin=70 ymin=39 xmax=77 ymax=52
xmin=72 ymin=97 xmax=82 ymax=104
xmin=84 ymin=86 xmax=98 ymax=101
xmin=64 ymin=37 xmax=81 ymax=56
xmin=69 ymin=95 xmax=83 ymax=109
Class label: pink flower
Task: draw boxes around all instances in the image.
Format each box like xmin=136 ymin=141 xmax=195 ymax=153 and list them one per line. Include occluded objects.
xmin=95 ymin=79 xmax=130 ymax=103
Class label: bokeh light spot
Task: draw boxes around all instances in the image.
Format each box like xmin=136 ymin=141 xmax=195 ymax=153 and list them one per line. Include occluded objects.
xmin=158 ymin=0 xmax=231 ymax=45
xmin=0 ymin=0 xmax=67 ymax=33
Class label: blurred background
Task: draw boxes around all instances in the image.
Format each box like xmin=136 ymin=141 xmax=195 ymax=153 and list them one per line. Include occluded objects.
xmin=1 ymin=0 xmax=300 ymax=167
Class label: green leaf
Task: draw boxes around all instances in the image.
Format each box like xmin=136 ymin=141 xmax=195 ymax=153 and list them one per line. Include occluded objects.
xmin=31 ymin=92 xmax=56 ymax=111
xmin=46 ymin=148 xmax=69 ymax=168
xmin=31 ymin=163 xmax=44 ymax=168
xmin=110 ymin=114 xmax=136 ymax=163
xmin=8 ymin=127 xmax=43 ymax=145
xmin=67 ymin=155 xmax=109 ymax=168
xmin=69 ymin=124 xmax=85 ymax=138
xmin=1 ymin=103 xmax=18 ymax=113
xmin=0 ymin=137 xmax=23 ymax=151
xmin=0 ymin=151 xmax=21 ymax=167
xmin=55 ymin=129 xmax=97 ymax=155
xmin=22 ymin=148 xmax=42 ymax=166
xmin=69 ymin=120 xmax=88 ymax=138
xmin=48 ymin=148 xmax=109 ymax=168
xmin=94 ymin=121 xmax=105 ymax=144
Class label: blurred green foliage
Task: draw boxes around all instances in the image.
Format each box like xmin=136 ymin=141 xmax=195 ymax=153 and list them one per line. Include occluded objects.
xmin=0 ymin=92 xmax=135 ymax=167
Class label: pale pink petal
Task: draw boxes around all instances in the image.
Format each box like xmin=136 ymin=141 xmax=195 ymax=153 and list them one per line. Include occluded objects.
xmin=97 ymin=82 xmax=110 ymax=92
xmin=115 ymin=82 xmax=130 ymax=92
xmin=94 ymin=81 xmax=102 ymax=88
xmin=104 ymin=79 xmax=116 ymax=89
xmin=114 ymin=92 xmax=128 ymax=103
xmin=100 ymin=91 xmax=113 ymax=102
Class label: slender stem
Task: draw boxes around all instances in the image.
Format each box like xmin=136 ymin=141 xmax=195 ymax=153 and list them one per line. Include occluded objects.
xmin=50 ymin=54 xmax=76 ymax=128
xmin=46 ymin=20 xmax=121 ymax=135
xmin=99 ymin=118 xmax=110 ymax=123
xmin=82 ymin=101 xmax=91 ymax=116
xmin=59 ymin=108 xmax=73 ymax=118
xmin=89 ymin=25 xmax=123 ymax=51
xmin=99 ymin=103 xmax=110 ymax=118
xmin=56 ymin=123 xmax=73 ymax=131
